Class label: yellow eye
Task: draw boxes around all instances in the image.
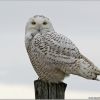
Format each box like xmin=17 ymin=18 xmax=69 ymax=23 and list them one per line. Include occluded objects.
xmin=43 ymin=21 xmax=47 ymax=25
xmin=31 ymin=21 xmax=36 ymax=25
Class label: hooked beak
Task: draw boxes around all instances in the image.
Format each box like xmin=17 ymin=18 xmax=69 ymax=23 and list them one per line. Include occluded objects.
xmin=37 ymin=26 xmax=41 ymax=32
xmin=38 ymin=29 xmax=40 ymax=32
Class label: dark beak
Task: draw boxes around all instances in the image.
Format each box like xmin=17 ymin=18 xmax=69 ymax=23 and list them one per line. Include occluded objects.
xmin=38 ymin=29 xmax=40 ymax=32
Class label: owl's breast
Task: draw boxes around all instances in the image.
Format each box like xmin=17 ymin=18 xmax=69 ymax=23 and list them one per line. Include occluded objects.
xmin=26 ymin=39 xmax=65 ymax=83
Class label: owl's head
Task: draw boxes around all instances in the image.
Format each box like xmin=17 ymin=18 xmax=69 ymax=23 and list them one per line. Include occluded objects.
xmin=25 ymin=15 xmax=54 ymax=34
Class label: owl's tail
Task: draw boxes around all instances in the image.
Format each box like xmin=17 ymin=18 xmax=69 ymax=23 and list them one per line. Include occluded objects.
xmin=76 ymin=54 xmax=100 ymax=81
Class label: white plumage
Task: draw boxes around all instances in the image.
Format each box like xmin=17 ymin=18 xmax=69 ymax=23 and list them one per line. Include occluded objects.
xmin=25 ymin=15 xmax=100 ymax=83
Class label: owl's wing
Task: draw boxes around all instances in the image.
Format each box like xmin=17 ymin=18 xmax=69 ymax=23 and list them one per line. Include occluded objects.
xmin=33 ymin=32 xmax=80 ymax=65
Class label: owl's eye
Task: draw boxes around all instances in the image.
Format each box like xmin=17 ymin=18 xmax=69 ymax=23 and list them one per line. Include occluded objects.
xmin=31 ymin=21 xmax=36 ymax=25
xmin=43 ymin=21 xmax=47 ymax=25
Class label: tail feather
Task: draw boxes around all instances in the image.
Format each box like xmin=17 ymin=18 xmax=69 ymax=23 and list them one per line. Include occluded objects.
xmin=81 ymin=54 xmax=100 ymax=74
xmin=95 ymin=70 xmax=100 ymax=81
xmin=94 ymin=68 xmax=100 ymax=75
xmin=77 ymin=54 xmax=100 ymax=80
xmin=96 ymin=78 xmax=100 ymax=81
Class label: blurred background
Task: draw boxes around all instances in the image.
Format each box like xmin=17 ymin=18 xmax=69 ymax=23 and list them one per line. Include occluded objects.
xmin=0 ymin=0 xmax=100 ymax=99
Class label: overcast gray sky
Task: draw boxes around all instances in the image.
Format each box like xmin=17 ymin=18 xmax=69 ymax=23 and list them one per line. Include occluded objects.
xmin=0 ymin=1 xmax=100 ymax=99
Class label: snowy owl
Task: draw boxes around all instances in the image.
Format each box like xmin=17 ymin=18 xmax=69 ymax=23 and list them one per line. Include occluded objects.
xmin=25 ymin=15 xmax=100 ymax=83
